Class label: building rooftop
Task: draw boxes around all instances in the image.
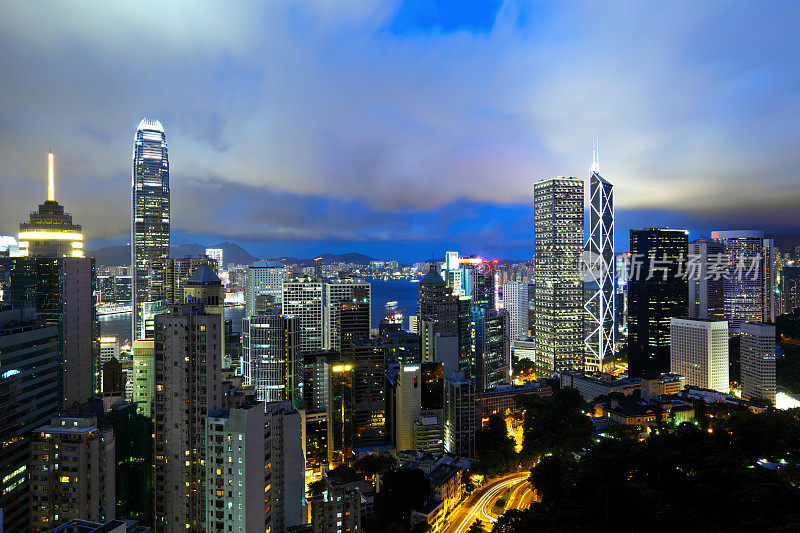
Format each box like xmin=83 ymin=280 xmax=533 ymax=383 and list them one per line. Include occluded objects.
xmin=250 ymin=259 xmax=284 ymax=268
xmin=186 ymin=264 xmax=220 ymax=284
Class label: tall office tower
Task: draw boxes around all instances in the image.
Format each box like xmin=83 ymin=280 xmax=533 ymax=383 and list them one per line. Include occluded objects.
xmin=628 ymin=228 xmax=689 ymax=378
xmin=132 ymin=119 xmax=170 ymax=340
xmin=350 ymin=339 xmax=387 ymax=448
xmin=711 ymin=230 xmax=775 ymax=333
xmin=244 ymin=260 xmax=286 ymax=316
xmin=204 ymin=248 xmax=223 ymax=269
xmin=12 ymin=151 xmax=97 ymax=406
xmin=377 ymin=322 xmax=421 ymax=365
xmin=282 ymin=276 xmax=324 ymax=353
xmin=132 ymin=339 xmax=155 ymax=417
xmin=444 ymin=372 xmax=476 ymax=458
xmin=444 ymin=251 xmax=463 ymax=293
xmin=473 ymin=308 xmax=511 ymax=390
xmin=527 ymin=283 xmax=535 ymax=337
xmin=206 ymin=401 xmax=266 ymax=533
xmin=740 ymin=322 xmax=776 ymax=404
xmin=340 ymin=300 xmax=371 ymax=351
xmin=265 ymin=401 xmax=305 ymax=532
xmin=29 ymin=417 xmax=115 ymax=532
xmin=534 ymin=177 xmax=585 ymax=375
xmin=417 ymin=267 xmax=458 ymax=334
xmin=328 ymin=360 xmax=354 ymax=464
xmin=670 ymin=318 xmax=729 ymax=391
xmin=242 ymin=314 xmax=300 ymax=404
xmin=434 ymin=333 xmax=460 ymax=377
xmin=780 ymin=266 xmax=800 ymax=315
xmin=501 ymin=281 xmax=529 ymax=341
xmin=584 ymin=156 xmax=615 ymax=373
xmin=0 ymin=306 xmax=59 ymax=532
xmin=457 ymin=295 xmax=473 ymax=378
xmin=153 ymin=304 xmax=223 ymax=533
xmin=183 ymin=264 xmax=226 ymax=365
xmin=150 ymin=256 xmax=218 ymax=306
xmin=421 ymin=361 xmax=444 ymax=412
xmin=303 ymin=351 xmax=334 ymax=469
xmin=395 ymin=364 xmax=422 ymax=452
xmin=688 ymin=238 xmax=726 ymax=321
xmin=325 ymin=282 xmax=371 ymax=352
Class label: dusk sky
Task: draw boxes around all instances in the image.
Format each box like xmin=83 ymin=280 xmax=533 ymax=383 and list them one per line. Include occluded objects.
xmin=1 ymin=1 xmax=799 ymax=263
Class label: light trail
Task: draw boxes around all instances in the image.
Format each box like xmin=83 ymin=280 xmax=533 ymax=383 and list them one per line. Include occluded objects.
xmin=449 ymin=473 xmax=529 ymax=533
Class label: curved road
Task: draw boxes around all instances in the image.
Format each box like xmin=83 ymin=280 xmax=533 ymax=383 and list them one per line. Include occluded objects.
xmin=445 ymin=472 xmax=531 ymax=533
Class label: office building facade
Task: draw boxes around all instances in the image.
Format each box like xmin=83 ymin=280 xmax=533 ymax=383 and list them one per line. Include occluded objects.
xmin=244 ymin=260 xmax=286 ymax=317
xmin=740 ymin=322 xmax=776 ymax=404
xmin=670 ymin=318 xmax=729 ymax=391
xmin=132 ymin=119 xmax=170 ymax=339
xmin=242 ymin=314 xmax=300 ymax=404
xmin=534 ymin=177 xmax=585 ymax=375
xmin=282 ymin=277 xmax=324 ymax=353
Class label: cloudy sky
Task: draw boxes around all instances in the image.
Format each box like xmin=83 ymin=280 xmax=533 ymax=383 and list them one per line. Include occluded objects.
xmin=1 ymin=0 xmax=798 ymax=262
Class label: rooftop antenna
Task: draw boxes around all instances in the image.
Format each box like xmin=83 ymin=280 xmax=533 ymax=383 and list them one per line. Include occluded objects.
xmin=47 ymin=150 xmax=55 ymax=202
xmin=590 ymin=132 xmax=599 ymax=174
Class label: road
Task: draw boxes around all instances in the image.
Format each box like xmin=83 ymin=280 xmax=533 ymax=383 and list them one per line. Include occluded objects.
xmin=443 ymin=472 xmax=532 ymax=533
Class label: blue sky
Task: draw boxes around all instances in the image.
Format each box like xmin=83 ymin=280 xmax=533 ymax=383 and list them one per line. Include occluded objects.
xmin=1 ymin=1 xmax=799 ymax=262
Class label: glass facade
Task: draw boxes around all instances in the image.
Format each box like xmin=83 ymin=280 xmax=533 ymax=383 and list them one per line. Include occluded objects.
xmin=131 ymin=119 xmax=170 ymax=340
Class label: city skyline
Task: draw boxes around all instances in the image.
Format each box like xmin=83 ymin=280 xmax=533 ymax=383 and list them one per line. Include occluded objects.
xmin=1 ymin=2 xmax=799 ymax=263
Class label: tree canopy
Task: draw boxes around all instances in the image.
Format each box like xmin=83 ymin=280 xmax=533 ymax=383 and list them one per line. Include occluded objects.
xmin=517 ymin=388 xmax=593 ymax=458
xmin=473 ymin=414 xmax=518 ymax=475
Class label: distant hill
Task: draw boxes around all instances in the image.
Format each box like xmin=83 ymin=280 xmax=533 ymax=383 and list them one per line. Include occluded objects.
xmin=89 ymin=241 xmax=258 ymax=267
xmin=271 ymin=253 xmax=376 ymax=267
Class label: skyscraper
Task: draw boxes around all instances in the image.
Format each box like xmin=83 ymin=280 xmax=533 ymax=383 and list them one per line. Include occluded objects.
xmin=628 ymin=228 xmax=689 ymax=378
xmin=242 ymin=313 xmax=300 ymax=404
xmin=244 ymin=260 xmax=286 ymax=316
xmin=132 ymin=119 xmax=170 ymax=340
xmin=710 ymin=230 xmax=775 ymax=333
xmin=688 ymin=238 xmax=726 ymax=321
xmin=670 ymin=318 xmax=729 ymax=391
xmin=740 ymin=322 xmax=776 ymax=404
xmin=325 ymin=282 xmax=371 ymax=352
xmin=584 ymin=149 xmax=615 ymax=373
xmin=502 ymin=281 xmax=529 ymax=341
xmin=282 ymin=276 xmax=324 ymax=353
xmin=534 ymin=177 xmax=585 ymax=375
xmin=11 ymin=151 xmax=97 ymax=406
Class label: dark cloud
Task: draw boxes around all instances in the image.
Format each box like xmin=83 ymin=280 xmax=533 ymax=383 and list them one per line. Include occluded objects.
xmin=1 ymin=0 xmax=799 ymax=260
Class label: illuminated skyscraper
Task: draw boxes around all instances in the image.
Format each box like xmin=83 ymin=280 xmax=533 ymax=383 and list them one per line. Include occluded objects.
xmin=534 ymin=177 xmax=585 ymax=375
xmin=244 ymin=260 xmax=286 ymax=316
xmin=710 ymin=230 xmax=775 ymax=333
xmin=131 ymin=119 xmax=170 ymax=340
xmin=11 ymin=152 xmax=97 ymax=406
xmin=584 ymin=144 xmax=615 ymax=373
xmin=282 ymin=276 xmax=324 ymax=353
xmin=628 ymin=228 xmax=689 ymax=379
xmin=242 ymin=313 xmax=300 ymax=404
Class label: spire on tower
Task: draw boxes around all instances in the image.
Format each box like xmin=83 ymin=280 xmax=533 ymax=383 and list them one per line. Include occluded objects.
xmin=590 ymin=132 xmax=599 ymax=173
xmin=47 ymin=150 xmax=55 ymax=202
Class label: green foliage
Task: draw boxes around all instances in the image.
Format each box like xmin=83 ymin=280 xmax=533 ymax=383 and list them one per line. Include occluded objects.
xmin=353 ymin=454 xmax=396 ymax=478
xmin=713 ymin=408 xmax=800 ymax=461
xmin=467 ymin=519 xmax=487 ymax=533
xmin=493 ymin=422 xmax=800 ymax=532
xmin=373 ymin=468 xmax=432 ymax=529
xmin=473 ymin=414 xmax=518 ymax=475
xmin=511 ymin=349 xmax=535 ymax=376
xmin=518 ymin=388 xmax=593 ymax=457
xmin=778 ymin=343 xmax=800 ymax=394
xmin=308 ymin=479 xmax=326 ymax=497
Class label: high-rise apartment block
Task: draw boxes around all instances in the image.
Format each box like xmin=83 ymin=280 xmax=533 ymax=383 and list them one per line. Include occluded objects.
xmin=628 ymin=228 xmax=689 ymax=378
xmin=670 ymin=318 xmax=729 ymax=391
xmin=244 ymin=260 xmax=286 ymax=316
xmin=534 ymin=177 xmax=585 ymax=375
xmin=264 ymin=401 xmax=305 ymax=532
xmin=740 ymin=322 xmax=776 ymax=404
xmin=132 ymin=119 xmax=170 ymax=340
xmin=132 ymin=339 xmax=155 ymax=417
xmin=394 ymin=364 xmax=421 ymax=452
xmin=153 ymin=304 xmax=223 ymax=532
xmin=29 ymin=417 xmax=115 ymax=532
